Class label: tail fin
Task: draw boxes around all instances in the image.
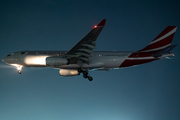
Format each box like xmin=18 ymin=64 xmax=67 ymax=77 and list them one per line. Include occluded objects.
xmin=138 ymin=26 xmax=177 ymax=52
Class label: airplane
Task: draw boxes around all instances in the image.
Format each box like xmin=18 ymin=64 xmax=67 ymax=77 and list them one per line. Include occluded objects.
xmin=2 ymin=19 xmax=177 ymax=81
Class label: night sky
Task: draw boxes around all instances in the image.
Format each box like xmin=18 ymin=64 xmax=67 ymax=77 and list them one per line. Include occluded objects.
xmin=0 ymin=0 xmax=180 ymax=120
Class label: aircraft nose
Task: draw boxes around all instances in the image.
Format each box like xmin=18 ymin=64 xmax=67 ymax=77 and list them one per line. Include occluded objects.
xmin=2 ymin=57 xmax=7 ymax=63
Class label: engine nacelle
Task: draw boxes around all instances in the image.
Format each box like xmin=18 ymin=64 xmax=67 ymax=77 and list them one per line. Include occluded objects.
xmin=46 ymin=57 xmax=68 ymax=66
xmin=59 ymin=69 xmax=79 ymax=76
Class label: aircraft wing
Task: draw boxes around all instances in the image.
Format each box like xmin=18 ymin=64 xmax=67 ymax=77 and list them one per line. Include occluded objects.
xmin=65 ymin=19 xmax=106 ymax=63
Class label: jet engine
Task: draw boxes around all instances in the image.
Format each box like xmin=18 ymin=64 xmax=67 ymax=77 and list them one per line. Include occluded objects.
xmin=46 ymin=56 xmax=69 ymax=66
xmin=59 ymin=69 xmax=79 ymax=76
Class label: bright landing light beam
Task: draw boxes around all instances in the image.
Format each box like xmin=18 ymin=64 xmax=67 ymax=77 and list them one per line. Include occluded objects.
xmin=24 ymin=56 xmax=50 ymax=65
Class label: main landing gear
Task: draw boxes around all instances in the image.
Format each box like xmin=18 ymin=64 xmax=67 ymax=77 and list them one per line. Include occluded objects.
xmin=78 ymin=68 xmax=93 ymax=81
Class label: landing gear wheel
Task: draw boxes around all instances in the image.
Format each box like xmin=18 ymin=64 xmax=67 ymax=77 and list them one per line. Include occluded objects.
xmin=18 ymin=70 xmax=22 ymax=74
xmin=88 ymin=76 xmax=93 ymax=81
xmin=78 ymin=68 xmax=94 ymax=80
xmin=83 ymin=74 xmax=88 ymax=78
xmin=83 ymin=71 xmax=88 ymax=76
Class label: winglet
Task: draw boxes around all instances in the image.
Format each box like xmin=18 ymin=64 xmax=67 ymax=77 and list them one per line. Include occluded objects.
xmin=97 ymin=19 xmax=106 ymax=26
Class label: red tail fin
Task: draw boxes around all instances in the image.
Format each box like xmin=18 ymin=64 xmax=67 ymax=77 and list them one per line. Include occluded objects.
xmin=138 ymin=26 xmax=177 ymax=52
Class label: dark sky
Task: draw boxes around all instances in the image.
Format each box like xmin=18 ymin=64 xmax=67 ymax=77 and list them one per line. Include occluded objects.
xmin=0 ymin=0 xmax=180 ymax=120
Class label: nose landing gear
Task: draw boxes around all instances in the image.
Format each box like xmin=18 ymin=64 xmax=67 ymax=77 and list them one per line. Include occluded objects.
xmin=78 ymin=68 xmax=93 ymax=81
xmin=18 ymin=70 xmax=22 ymax=74
xmin=17 ymin=66 xmax=22 ymax=74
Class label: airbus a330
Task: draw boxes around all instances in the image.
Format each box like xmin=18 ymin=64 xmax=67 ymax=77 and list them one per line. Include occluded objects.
xmin=2 ymin=19 xmax=177 ymax=81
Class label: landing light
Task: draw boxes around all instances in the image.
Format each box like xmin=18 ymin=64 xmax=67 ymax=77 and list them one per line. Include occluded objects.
xmin=10 ymin=64 xmax=23 ymax=70
xmin=10 ymin=64 xmax=22 ymax=67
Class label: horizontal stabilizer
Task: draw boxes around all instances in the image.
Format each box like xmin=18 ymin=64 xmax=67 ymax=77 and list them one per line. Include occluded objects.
xmin=153 ymin=44 xmax=177 ymax=57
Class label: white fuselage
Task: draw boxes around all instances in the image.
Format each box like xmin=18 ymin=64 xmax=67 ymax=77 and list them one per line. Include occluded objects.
xmin=3 ymin=51 xmax=133 ymax=70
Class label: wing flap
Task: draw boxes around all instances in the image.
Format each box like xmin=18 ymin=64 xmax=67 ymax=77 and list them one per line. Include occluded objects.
xmin=78 ymin=48 xmax=93 ymax=54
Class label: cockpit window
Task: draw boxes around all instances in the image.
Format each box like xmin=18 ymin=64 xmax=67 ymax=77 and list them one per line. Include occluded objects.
xmin=21 ymin=52 xmax=25 ymax=55
xmin=7 ymin=54 xmax=10 ymax=56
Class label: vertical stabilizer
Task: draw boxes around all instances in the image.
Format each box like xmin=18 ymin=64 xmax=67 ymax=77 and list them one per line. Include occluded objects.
xmin=138 ymin=26 xmax=177 ymax=52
